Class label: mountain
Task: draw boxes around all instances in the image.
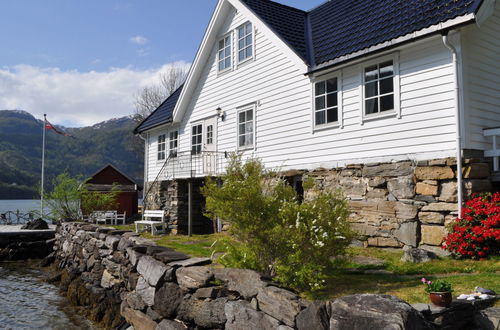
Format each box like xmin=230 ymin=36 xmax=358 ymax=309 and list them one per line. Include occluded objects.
xmin=0 ymin=110 xmax=143 ymax=199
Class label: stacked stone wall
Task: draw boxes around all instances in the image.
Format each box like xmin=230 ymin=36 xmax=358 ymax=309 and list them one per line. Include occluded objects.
xmin=302 ymin=156 xmax=494 ymax=251
xmin=48 ymin=223 xmax=498 ymax=330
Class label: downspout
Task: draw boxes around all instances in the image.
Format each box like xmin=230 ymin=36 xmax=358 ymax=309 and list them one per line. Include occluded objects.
xmin=137 ymin=132 xmax=149 ymax=203
xmin=442 ymin=33 xmax=463 ymax=218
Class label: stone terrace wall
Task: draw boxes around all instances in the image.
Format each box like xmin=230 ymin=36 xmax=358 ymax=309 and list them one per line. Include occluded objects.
xmin=50 ymin=223 xmax=498 ymax=330
xmin=301 ymin=157 xmax=494 ymax=251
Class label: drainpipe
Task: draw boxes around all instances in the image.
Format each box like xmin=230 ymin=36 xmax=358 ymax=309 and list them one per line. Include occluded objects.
xmin=442 ymin=33 xmax=463 ymax=218
xmin=137 ymin=133 xmax=149 ymax=204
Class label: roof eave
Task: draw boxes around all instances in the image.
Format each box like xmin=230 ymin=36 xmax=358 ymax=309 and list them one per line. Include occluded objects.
xmin=307 ymin=13 xmax=477 ymax=75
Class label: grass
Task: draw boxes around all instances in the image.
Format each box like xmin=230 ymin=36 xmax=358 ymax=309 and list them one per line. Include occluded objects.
xmin=108 ymin=224 xmax=223 ymax=258
xmin=317 ymin=247 xmax=500 ymax=303
xmin=106 ymin=225 xmax=499 ymax=304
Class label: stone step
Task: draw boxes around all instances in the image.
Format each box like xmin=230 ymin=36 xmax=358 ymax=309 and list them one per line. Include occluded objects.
xmin=491 ymin=171 xmax=500 ymax=182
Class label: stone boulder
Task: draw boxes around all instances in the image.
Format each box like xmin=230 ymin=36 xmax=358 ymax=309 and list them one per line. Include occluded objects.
xmin=225 ymin=300 xmax=281 ymax=330
xmin=257 ymin=286 xmax=302 ymax=327
xmin=156 ymin=319 xmax=187 ymax=330
xmin=296 ymin=301 xmax=330 ymax=330
xmin=213 ymin=268 xmax=268 ymax=299
xmin=329 ymin=294 xmax=433 ymax=330
xmin=401 ymin=248 xmax=438 ymax=263
xmin=137 ymin=256 xmax=168 ymax=287
xmin=176 ymin=266 xmax=213 ymax=291
xmin=177 ymin=296 xmax=228 ymax=329
xmin=122 ymin=307 xmax=157 ymax=330
xmin=21 ymin=218 xmax=49 ymax=230
xmin=153 ymin=282 xmax=183 ymax=318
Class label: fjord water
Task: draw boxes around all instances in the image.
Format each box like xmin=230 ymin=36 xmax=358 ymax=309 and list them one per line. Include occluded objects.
xmin=0 ymin=199 xmax=40 ymax=215
xmin=0 ymin=262 xmax=92 ymax=329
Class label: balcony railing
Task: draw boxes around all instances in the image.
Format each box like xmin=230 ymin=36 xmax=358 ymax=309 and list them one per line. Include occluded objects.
xmin=484 ymin=127 xmax=500 ymax=172
xmin=159 ymin=151 xmax=228 ymax=181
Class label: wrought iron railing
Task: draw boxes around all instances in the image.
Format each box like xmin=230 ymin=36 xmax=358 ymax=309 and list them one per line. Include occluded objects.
xmin=0 ymin=211 xmax=36 ymax=225
xmin=143 ymin=151 xmax=227 ymax=211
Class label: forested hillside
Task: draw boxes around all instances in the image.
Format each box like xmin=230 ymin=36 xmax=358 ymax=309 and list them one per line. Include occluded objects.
xmin=0 ymin=110 xmax=143 ymax=199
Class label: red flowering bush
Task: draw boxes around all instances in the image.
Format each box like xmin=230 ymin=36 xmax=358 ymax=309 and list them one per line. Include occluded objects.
xmin=442 ymin=192 xmax=500 ymax=259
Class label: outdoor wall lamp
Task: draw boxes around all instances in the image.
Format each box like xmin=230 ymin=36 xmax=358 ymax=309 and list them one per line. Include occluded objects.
xmin=216 ymin=107 xmax=226 ymax=121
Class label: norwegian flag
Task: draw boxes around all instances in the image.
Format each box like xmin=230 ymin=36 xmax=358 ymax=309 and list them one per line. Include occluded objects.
xmin=44 ymin=119 xmax=73 ymax=137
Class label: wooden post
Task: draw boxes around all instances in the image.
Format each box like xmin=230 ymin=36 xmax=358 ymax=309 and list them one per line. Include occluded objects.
xmin=188 ymin=180 xmax=192 ymax=237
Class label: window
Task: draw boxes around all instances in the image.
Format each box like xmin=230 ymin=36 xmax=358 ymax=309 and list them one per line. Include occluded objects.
xmin=169 ymin=130 xmax=178 ymax=157
xmin=238 ymin=107 xmax=254 ymax=149
xmin=157 ymin=134 xmax=166 ymax=161
xmin=206 ymin=125 xmax=214 ymax=145
xmin=218 ymin=34 xmax=232 ymax=72
xmin=314 ymin=77 xmax=339 ymax=127
xmin=191 ymin=124 xmax=203 ymax=155
xmin=363 ymin=60 xmax=395 ymax=116
xmin=237 ymin=22 xmax=253 ymax=63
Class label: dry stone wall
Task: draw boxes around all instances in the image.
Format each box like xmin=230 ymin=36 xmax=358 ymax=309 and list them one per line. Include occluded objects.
xmin=49 ymin=223 xmax=498 ymax=330
xmin=302 ymin=157 xmax=494 ymax=251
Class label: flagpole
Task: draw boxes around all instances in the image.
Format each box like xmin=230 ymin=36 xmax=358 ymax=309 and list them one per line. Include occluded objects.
xmin=41 ymin=113 xmax=46 ymax=217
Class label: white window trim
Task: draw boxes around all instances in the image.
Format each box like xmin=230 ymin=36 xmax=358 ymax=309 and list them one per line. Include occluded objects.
xmin=360 ymin=53 xmax=401 ymax=125
xmin=217 ymin=32 xmax=233 ymax=75
xmin=312 ymin=71 xmax=343 ymax=132
xmin=156 ymin=133 xmax=166 ymax=163
xmin=236 ymin=21 xmax=255 ymax=66
xmin=236 ymin=103 xmax=256 ymax=151
xmin=168 ymin=130 xmax=179 ymax=158
xmin=191 ymin=123 xmax=203 ymax=155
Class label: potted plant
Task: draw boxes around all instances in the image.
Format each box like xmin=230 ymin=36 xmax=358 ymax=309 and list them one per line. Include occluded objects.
xmin=422 ymin=278 xmax=453 ymax=307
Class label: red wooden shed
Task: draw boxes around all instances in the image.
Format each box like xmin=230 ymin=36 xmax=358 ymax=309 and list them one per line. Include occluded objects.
xmin=85 ymin=164 xmax=138 ymax=218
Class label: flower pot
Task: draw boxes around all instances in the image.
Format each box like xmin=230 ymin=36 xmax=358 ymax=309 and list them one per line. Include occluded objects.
xmin=429 ymin=292 xmax=452 ymax=307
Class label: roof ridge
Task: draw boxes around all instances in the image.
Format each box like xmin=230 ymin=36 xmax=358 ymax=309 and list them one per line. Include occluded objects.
xmin=307 ymin=0 xmax=332 ymax=13
xmin=262 ymin=0 xmax=307 ymax=14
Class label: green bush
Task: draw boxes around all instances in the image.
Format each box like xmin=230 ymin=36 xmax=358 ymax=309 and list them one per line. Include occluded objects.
xmin=203 ymin=155 xmax=353 ymax=292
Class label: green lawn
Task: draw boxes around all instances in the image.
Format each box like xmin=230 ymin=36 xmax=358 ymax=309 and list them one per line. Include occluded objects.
xmin=107 ymin=226 xmax=499 ymax=304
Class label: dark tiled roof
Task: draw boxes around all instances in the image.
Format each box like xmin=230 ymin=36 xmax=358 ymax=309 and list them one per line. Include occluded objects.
xmin=242 ymin=0 xmax=482 ymax=68
xmin=309 ymin=0 xmax=481 ymax=68
xmin=134 ymin=85 xmax=184 ymax=134
xmin=241 ymin=0 xmax=308 ymax=61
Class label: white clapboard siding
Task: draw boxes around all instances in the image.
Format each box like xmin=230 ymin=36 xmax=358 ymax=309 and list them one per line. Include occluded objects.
xmin=462 ymin=2 xmax=500 ymax=150
xmin=146 ymin=8 xmax=459 ymax=180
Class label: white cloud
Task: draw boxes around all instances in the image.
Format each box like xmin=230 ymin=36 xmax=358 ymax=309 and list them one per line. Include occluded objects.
xmin=130 ymin=35 xmax=148 ymax=45
xmin=0 ymin=62 xmax=190 ymax=127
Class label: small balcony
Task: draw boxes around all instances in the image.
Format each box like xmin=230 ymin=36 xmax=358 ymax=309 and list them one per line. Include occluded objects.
xmin=158 ymin=151 xmax=228 ymax=181
xmin=483 ymin=127 xmax=500 ymax=182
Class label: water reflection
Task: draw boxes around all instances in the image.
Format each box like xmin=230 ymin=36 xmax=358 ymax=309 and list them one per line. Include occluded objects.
xmin=0 ymin=261 xmax=93 ymax=330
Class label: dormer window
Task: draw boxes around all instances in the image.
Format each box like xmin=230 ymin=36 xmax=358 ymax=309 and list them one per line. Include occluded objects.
xmin=237 ymin=22 xmax=253 ymax=63
xmin=218 ymin=34 xmax=232 ymax=72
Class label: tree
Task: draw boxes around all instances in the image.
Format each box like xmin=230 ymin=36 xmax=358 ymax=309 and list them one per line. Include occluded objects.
xmin=133 ymin=63 xmax=189 ymax=122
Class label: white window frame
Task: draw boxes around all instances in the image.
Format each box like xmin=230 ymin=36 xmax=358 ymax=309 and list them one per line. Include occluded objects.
xmin=169 ymin=130 xmax=178 ymax=158
xmin=236 ymin=21 xmax=254 ymax=65
xmin=217 ymin=32 xmax=233 ymax=74
xmin=157 ymin=134 xmax=166 ymax=161
xmin=191 ymin=123 xmax=203 ymax=155
xmin=236 ymin=104 xmax=256 ymax=151
xmin=360 ymin=53 xmax=400 ymax=124
xmin=312 ymin=71 xmax=343 ymax=131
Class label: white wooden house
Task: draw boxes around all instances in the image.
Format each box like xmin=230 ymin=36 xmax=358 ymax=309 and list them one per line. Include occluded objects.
xmin=135 ymin=0 xmax=500 ymax=247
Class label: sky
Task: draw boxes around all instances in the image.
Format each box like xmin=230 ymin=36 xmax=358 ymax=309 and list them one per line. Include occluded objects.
xmin=0 ymin=0 xmax=325 ymax=127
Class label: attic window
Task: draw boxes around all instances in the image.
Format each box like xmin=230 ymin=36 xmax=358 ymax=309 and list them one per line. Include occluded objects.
xmin=218 ymin=34 xmax=232 ymax=72
xmin=237 ymin=22 xmax=253 ymax=63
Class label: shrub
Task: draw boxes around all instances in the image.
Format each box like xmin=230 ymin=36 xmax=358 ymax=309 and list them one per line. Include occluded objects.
xmin=202 ymin=155 xmax=353 ymax=292
xmin=442 ymin=192 xmax=500 ymax=259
